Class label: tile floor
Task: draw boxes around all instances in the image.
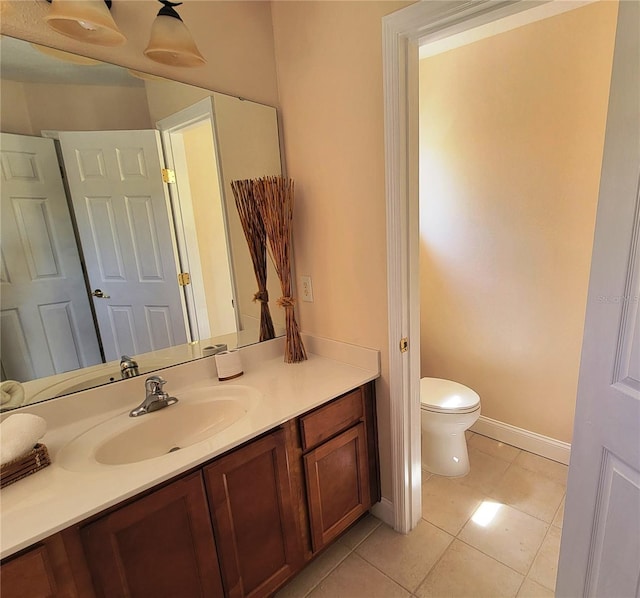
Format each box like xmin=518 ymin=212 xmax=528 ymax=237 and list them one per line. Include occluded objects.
xmin=277 ymin=432 xmax=567 ymax=598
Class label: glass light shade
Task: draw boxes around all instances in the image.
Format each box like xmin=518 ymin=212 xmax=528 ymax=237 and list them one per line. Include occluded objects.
xmin=44 ymin=0 xmax=126 ymax=47
xmin=144 ymin=14 xmax=205 ymax=67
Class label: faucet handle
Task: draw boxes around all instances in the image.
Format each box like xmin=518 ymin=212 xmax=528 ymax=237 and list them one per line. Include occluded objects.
xmin=120 ymin=355 xmax=140 ymax=378
xmin=145 ymin=375 xmax=166 ymax=395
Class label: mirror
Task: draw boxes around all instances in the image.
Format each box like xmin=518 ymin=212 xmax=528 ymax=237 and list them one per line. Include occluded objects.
xmin=0 ymin=35 xmax=285 ymax=410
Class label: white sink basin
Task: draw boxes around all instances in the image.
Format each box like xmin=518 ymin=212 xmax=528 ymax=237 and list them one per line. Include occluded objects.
xmin=58 ymin=385 xmax=260 ymax=470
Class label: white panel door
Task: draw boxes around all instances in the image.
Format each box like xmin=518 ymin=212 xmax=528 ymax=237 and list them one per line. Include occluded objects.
xmin=58 ymin=130 xmax=188 ymax=362
xmin=0 ymin=133 xmax=102 ymax=381
xmin=556 ymin=3 xmax=640 ymax=596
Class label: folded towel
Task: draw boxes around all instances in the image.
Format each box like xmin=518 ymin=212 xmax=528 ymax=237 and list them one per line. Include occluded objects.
xmin=0 ymin=413 xmax=47 ymax=465
xmin=1 ymin=380 xmax=25 ymax=409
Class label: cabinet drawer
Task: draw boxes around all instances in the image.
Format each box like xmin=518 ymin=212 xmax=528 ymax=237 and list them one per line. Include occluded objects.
xmin=299 ymin=388 xmax=364 ymax=451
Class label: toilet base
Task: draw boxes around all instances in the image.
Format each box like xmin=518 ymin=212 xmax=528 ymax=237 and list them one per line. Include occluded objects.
xmin=421 ymin=431 xmax=471 ymax=477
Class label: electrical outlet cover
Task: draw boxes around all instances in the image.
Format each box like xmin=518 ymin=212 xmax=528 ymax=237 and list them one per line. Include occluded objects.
xmin=301 ymin=275 xmax=314 ymax=302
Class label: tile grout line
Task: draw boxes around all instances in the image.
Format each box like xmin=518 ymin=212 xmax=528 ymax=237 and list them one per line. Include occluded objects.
xmin=354 ymin=538 xmax=452 ymax=597
xmin=523 ymin=496 xmax=565 ymax=594
xmin=422 ymin=451 xmax=559 ymax=593
xmin=302 ymin=518 xmax=382 ymax=597
xmin=348 ymin=548 xmax=416 ymax=595
xmin=409 ymin=531 xmax=456 ymax=596
xmin=519 ymin=520 xmax=555 ymax=593
xmin=453 ymin=534 xmax=533 ymax=579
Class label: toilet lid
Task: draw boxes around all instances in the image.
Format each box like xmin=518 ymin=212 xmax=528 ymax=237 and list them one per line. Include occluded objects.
xmin=420 ymin=377 xmax=480 ymax=414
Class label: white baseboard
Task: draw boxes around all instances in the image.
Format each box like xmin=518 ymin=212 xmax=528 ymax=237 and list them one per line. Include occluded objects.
xmin=471 ymin=415 xmax=571 ymax=465
xmin=371 ymin=497 xmax=394 ymax=527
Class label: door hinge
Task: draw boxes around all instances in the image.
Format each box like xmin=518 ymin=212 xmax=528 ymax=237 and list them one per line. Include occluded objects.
xmin=400 ymin=337 xmax=409 ymax=353
xmin=162 ymin=168 xmax=176 ymax=184
xmin=178 ymin=272 xmax=191 ymax=286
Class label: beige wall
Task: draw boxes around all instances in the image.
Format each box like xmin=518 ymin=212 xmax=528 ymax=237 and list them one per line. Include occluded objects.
xmin=144 ymin=79 xmax=212 ymax=125
xmin=0 ymin=0 xmax=279 ymax=107
xmin=12 ymin=81 xmax=151 ymax=134
xmin=418 ymin=2 xmax=618 ymax=443
xmin=0 ymin=80 xmax=32 ymax=134
xmin=271 ymin=1 xmax=412 ymax=500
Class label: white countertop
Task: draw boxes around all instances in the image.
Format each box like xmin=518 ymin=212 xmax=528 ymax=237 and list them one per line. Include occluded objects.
xmin=0 ymin=335 xmax=380 ymax=559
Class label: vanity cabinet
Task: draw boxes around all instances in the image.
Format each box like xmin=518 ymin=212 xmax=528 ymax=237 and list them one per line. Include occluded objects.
xmin=80 ymin=472 xmax=224 ymax=598
xmin=0 ymin=382 xmax=379 ymax=598
xmin=204 ymin=428 xmax=303 ymax=597
xmin=300 ymin=386 xmax=378 ymax=552
xmin=0 ymin=536 xmax=79 ymax=598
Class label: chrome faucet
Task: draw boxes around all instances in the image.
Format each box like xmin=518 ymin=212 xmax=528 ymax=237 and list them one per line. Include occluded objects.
xmin=120 ymin=355 xmax=139 ymax=379
xmin=129 ymin=376 xmax=178 ymax=417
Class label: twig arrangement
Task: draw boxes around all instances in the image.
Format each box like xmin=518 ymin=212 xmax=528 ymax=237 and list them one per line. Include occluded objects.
xmin=230 ymin=179 xmax=276 ymax=343
xmin=253 ymin=176 xmax=307 ymax=363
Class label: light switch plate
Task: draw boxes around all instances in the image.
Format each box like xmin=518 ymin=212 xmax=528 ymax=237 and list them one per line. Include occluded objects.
xmin=301 ymin=275 xmax=314 ymax=302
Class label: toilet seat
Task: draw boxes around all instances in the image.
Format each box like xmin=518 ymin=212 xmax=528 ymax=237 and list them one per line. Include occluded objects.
xmin=420 ymin=377 xmax=480 ymax=414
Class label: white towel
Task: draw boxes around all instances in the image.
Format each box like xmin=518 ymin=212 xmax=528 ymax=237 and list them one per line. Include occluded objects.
xmin=1 ymin=380 xmax=25 ymax=409
xmin=0 ymin=413 xmax=47 ymax=465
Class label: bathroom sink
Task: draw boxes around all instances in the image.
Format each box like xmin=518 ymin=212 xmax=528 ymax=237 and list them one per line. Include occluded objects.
xmin=58 ymin=385 xmax=261 ymax=470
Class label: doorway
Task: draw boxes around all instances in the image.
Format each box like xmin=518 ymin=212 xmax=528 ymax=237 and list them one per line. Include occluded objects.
xmin=157 ymin=98 xmax=239 ymax=342
xmin=417 ymin=2 xmax=615 ymax=462
xmin=382 ymin=0 xmax=606 ymax=535
xmin=384 ymin=1 xmax=639 ymax=595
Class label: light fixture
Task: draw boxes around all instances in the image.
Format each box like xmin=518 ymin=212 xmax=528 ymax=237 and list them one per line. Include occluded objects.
xmin=44 ymin=0 xmax=126 ymax=47
xmin=144 ymin=0 xmax=205 ymax=68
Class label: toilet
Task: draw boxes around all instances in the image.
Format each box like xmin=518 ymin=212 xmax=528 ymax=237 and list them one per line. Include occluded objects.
xmin=420 ymin=377 xmax=481 ymax=477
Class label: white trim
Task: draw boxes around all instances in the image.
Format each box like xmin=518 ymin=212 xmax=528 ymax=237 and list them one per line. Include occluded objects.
xmin=419 ymin=0 xmax=597 ymax=58
xmin=471 ymin=416 xmax=572 ymax=465
xmin=157 ymin=100 xmax=217 ymax=341
xmin=370 ymin=497 xmax=395 ymax=528
xmin=383 ymin=0 xmax=558 ymax=534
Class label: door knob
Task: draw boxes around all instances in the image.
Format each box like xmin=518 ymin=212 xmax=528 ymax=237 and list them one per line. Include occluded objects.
xmin=91 ymin=289 xmax=110 ymax=298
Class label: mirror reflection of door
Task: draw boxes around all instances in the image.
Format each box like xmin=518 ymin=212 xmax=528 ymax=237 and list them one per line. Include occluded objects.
xmin=157 ymin=98 xmax=239 ymax=341
xmin=58 ymin=129 xmax=189 ymax=362
xmin=0 ymin=132 xmax=102 ymax=380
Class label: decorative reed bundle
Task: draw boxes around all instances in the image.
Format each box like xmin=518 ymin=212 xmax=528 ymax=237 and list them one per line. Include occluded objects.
xmin=253 ymin=176 xmax=307 ymax=363
xmin=230 ymin=179 xmax=276 ymax=343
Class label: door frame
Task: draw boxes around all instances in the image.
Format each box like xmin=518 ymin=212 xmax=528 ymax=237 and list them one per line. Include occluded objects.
xmin=157 ymin=98 xmax=242 ymax=340
xmin=382 ymin=0 xmax=592 ymax=533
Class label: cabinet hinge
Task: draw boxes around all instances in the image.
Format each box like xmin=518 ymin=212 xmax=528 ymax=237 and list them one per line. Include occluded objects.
xmin=400 ymin=337 xmax=408 ymax=353
xmin=178 ymin=272 xmax=191 ymax=286
xmin=162 ymin=168 xmax=176 ymax=184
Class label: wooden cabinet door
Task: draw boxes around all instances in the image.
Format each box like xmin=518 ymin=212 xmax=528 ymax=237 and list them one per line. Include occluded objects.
xmin=1 ymin=546 xmax=59 ymax=598
xmin=0 ymin=533 xmax=89 ymax=598
xmin=204 ymin=429 xmax=303 ymax=598
xmin=304 ymin=422 xmax=371 ymax=552
xmin=0 ymin=539 xmax=77 ymax=598
xmin=80 ymin=472 xmax=223 ymax=598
